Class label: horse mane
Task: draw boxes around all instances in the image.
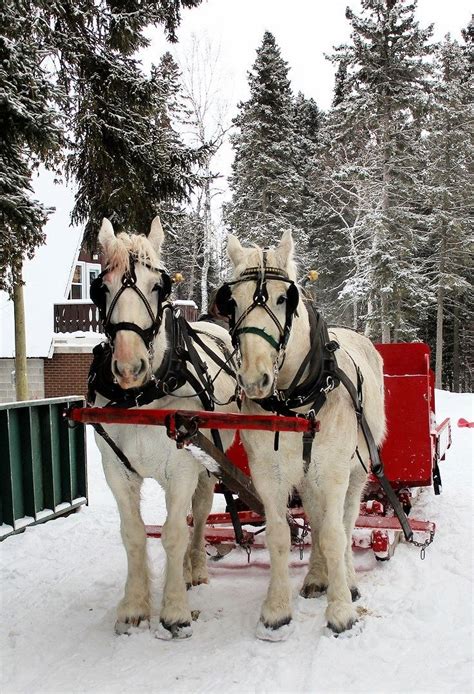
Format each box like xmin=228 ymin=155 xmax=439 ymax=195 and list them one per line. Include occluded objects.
xmin=104 ymin=232 xmax=162 ymax=274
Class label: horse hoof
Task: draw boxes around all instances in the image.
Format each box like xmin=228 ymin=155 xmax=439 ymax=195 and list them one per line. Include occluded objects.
xmin=115 ymin=616 xmax=149 ymax=635
xmin=300 ymin=583 xmax=327 ymax=599
xmin=256 ymin=617 xmax=294 ymax=642
xmin=192 ymin=576 xmax=209 ymax=586
xmin=350 ymin=587 xmax=361 ymax=602
xmin=327 ymin=618 xmax=357 ymax=635
xmin=155 ymin=620 xmax=193 ymax=640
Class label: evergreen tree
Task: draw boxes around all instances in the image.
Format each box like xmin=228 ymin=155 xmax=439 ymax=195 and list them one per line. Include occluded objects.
xmin=224 ymin=32 xmax=301 ymax=246
xmin=327 ymin=0 xmax=433 ymax=341
xmin=1 ymin=0 xmax=203 ymax=278
xmin=69 ymin=49 xmax=201 ymax=246
xmin=0 ymin=0 xmax=63 ymax=293
xmin=424 ymin=35 xmax=473 ymax=389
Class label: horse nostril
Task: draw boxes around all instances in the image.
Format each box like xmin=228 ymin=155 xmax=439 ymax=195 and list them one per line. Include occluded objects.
xmin=135 ymin=359 xmax=147 ymax=376
xmin=113 ymin=359 xmax=122 ymax=377
xmin=261 ymin=373 xmax=270 ymax=388
xmin=237 ymin=373 xmax=244 ymax=387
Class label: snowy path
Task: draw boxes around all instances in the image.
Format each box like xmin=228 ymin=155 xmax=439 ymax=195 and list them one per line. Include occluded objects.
xmin=1 ymin=391 xmax=472 ymax=694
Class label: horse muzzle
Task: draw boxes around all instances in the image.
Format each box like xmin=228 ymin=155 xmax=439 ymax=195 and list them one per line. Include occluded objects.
xmin=237 ymin=370 xmax=274 ymax=400
xmin=113 ymin=358 xmax=148 ymax=390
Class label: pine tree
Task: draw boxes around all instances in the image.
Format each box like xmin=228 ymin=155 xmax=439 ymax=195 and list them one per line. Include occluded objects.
xmin=0 ymin=0 xmax=63 ymax=293
xmin=327 ymin=0 xmax=433 ymax=342
xmin=424 ymin=35 xmax=473 ymax=389
xmin=224 ymin=32 xmax=301 ymax=246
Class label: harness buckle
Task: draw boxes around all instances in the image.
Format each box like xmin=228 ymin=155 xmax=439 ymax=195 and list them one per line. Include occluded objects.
xmin=321 ymin=376 xmax=334 ymax=395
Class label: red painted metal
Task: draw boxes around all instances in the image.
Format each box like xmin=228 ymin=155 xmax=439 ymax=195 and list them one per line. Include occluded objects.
xmin=375 ymin=343 xmax=435 ymax=488
xmin=68 ymin=406 xmax=319 ymax=435
xmin=457 ymin=418 xmax=474 ymax=429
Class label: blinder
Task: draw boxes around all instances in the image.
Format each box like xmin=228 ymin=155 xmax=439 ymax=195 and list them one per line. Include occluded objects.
xmin=215 ymin=283 xmax=235 ymax=318
xmin=90 ymin=272 xmax=108 ymax=322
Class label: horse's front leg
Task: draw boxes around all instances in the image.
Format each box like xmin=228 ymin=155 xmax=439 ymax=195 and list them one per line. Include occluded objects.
xmin=299 ymin=482 xmax=328 ymax=598
xmin=159 ymin=463 xmax=198 ymax=638
xmin=251 ymin=465 xmax=293 ymax=640
xmin=184 ymin=470 xmax=214 ymax=588
xmin=102 ymin=458 xmax=150 ymax=634
xmin=319 ymin=471 xmax=358 ymax=634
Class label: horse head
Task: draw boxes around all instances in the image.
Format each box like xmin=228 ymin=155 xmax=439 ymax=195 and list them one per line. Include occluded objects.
xmin=94 ymin=217 xmax=171 ymax=390
xmin=217 ymin=230 xmax=299 ymax=399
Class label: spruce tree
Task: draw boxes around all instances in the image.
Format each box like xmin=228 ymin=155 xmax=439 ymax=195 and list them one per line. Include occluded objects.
xmin=224 ymin=32 xmax=301 ymax=246
xmin=69 ymin=48 xmax=201 ymax=246
xmin=424 ymin=35 xmax=473 ymax=389
xmin=327 ymin=0 xmax=433 ymax=341
xmin=0 ymin=0 xmax=63 ymax=293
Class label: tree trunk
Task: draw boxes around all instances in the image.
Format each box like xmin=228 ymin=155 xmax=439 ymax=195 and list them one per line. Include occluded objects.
xmin=13 ymin=266 xmax=29 ymax=401
xmin=435 ymin=283 xmax=444 ymax=389
xmin=380 ymin=98 xmax=391 ymax=344
xmin=452 ymin=297 xmax=460 ymax=392
xmin=200 ymin=158 xmax=211 ymax=313
xmin=381 ymin=293 xmax=390 ymax=343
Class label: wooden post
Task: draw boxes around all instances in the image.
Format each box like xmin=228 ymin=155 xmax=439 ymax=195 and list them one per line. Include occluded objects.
xmin=13 ymin=266 xmax=29 ymax=401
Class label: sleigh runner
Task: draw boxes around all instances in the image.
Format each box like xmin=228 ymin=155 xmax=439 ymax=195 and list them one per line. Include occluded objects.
xmin=68 ymin=342 xmax=451 ymax=562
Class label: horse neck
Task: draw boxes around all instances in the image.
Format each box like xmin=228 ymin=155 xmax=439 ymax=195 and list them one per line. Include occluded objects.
xmin=151 ymin=308 xmax=170 ymax=376
xmin=276 ymin=300 xmax=312 ymax=390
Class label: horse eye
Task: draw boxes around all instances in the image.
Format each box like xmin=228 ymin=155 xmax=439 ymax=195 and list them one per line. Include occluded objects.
xmin=276 ymin=294 xmax=287 ymax=305
xmin=152 ymin=283 xmax=160 ymax=292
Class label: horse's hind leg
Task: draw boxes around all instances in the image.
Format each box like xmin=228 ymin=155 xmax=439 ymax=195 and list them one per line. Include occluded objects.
xmin=102 ymin=460 xmax=150 ymax=633
xmin=319 ymin=473 xmax=358 ymax=634
xmin=184 ymin=471 xmax=214 ymax=588
xmin=344 ymin=464 xmax=367 ymax=602
xmin=300 ymin=483 xmax=328 ymax=598
xmin=160 ymin=464 xmax=198 ymax=637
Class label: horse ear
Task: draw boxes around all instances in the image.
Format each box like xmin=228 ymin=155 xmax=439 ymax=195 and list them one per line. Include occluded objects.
xmin=275 ymin=229 xmax=294 ymax=269
xmin=227 ymin=233 xmax=243 ymax=268
xmin=98 ymin=218 xmax=115 ymax=250
xmin=148 ymin=216 xmax=164 ymax=254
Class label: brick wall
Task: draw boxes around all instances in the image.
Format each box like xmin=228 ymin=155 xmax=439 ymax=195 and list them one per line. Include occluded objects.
xmin=44 ymin=353 xmax=93 ymax=399
xmin=0 ymin=358 xmax=45 ymax=403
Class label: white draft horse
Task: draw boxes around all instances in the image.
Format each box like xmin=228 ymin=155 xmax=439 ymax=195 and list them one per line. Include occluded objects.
xmin=92 ymin=218 xmax=236 ymax=638
xmin=218 ymin=230 xmax=386 ymax=640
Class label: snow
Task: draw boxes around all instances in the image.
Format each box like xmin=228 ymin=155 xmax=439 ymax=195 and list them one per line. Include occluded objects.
xmin=1 ymin=390 xmax=472 ymax=693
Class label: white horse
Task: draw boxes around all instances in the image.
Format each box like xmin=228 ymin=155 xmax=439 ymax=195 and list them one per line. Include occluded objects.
xmin=92 ymin=218 xmax=236 ymax=637
xmin=220 ymin=230 xmax=386 ymax=640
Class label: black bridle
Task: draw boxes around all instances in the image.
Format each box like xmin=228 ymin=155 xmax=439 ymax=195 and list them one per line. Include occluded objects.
xmin=90 ymin=254 xmax=172 ymax=349
xmin=215 ymin=264 xmax=299 ymax=355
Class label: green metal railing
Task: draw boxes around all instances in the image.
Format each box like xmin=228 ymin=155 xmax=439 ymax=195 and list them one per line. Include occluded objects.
xmin=0 ymin=396 xmax=88 ymax=540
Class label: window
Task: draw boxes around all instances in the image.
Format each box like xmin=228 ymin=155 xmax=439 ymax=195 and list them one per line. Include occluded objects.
xmin=68 ymin=262 xmax=101 ymax=301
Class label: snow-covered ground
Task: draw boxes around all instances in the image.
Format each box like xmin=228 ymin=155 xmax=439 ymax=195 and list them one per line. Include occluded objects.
xmin=1 ymin=390 xmax=472 ymax=694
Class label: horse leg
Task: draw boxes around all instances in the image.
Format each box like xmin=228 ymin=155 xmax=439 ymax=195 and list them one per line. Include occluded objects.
xmin=159 ymin=466 xmax=198 ymax=637
xmin=319 ymin=474 xmax=358 ymax=634
xmin=184 ymin=471 xmax=214 ymax=588
xmin=251 ymin=469 xmax=293 ymax=640
xmin=343 ymin=464 xmax=367 ymax=602
xmin=299 ymin=483 xmax=328 ymax=598
xmin=102 ymin=460 xmax=150 ymax=634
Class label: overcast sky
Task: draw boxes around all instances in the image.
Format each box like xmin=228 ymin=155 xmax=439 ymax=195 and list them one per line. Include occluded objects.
xmin=1 ymin=0 xmax=471 ymax=357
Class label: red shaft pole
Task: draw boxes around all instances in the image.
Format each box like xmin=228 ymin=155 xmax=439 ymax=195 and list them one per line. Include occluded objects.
xmin=68 ymin=406 xmax=319 ymax=434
